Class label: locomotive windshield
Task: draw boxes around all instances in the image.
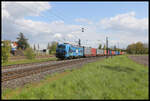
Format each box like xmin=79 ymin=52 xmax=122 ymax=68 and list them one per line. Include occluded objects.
xmin=58 ymin=45 xmax=65 ymax=49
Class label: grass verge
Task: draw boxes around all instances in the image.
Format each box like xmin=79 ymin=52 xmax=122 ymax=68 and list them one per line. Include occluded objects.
xmin=2 ymin=55 xmax=148 ymax=99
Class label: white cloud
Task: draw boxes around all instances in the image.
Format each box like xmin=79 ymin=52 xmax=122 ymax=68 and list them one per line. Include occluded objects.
xmin=97 ymin=11 xmax=148 ymax=48
xmin=2 ymin=3 xmax=10 ymax=19
xmin=99 ymin=11 xmax=148 ymax=35
xmin=2 ymin=2 xmax=51 ymax=19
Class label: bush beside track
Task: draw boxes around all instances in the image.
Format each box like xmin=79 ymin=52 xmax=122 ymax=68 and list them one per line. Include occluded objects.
xmin=2 ymin=55 xmax=148 ymax=99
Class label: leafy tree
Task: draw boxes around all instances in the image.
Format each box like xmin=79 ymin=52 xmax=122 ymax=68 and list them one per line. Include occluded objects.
xmin=2 ymin=40 xmax=11 ymax=63
xmin=126 ymin=41 xmax=148 ymax=54
xmin=136 ymin=42 xmax=144 ymax=54
xmin=127 ymin=43 xmax=135 ymax=54
xmin=98 ymin=44 xmax=102 ymax=49
xmin=49 ymin=41 xmax=58 ymax=54
xmin=103 ymin=44 xmax=106 ymax=50
xmin=16 ymin=32 xmax=29 ymax=50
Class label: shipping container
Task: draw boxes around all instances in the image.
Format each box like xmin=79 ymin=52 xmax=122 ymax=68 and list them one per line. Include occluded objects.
xmin=109 ymin=50 xmax=111 ymax=55
xmin=104 ymin=50 xmax=107 ymax=55
xmin=96 ymin=49 xmax=104 ymax=56
xmin=112 ymin=51 xmax=115 ymax=55
xmin=115 ymin=51 xmax=119 ymax=55
xmin=104 ymin=50 xmax=110 ymax=55
xmin=84 ymin=47 xmax=91 ymax=57
xmin=113 ymin=51 xmax=115 ymax=55
xmin=91 ymin=48 xmax=96 ymax=56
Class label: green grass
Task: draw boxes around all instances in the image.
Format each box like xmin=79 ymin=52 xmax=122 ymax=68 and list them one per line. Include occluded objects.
xmin=2 ymin=57 xmax=57 ymax=66
xmin=2 ymin=55 xmax=148 ymax=99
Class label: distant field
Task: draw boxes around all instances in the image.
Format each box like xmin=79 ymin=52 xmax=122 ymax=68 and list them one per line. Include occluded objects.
xmin=2 ymin=55 xmax=148 ymax=99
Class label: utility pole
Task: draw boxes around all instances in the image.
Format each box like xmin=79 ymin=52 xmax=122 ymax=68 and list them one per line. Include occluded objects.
xmin=118 ymin=42 xmax=119 ymax=55
xmin=79 ymin=27 xmax=84 ymax=46
xmin=38 ymin=44 xmax=39 ymax=56
xmin=82 ymin=28 xmax=84 ymax=32
xmin=106 ymin=36 xmax=108 ymax=59
xmin=78 ymin=39 xmax=81 ymax=46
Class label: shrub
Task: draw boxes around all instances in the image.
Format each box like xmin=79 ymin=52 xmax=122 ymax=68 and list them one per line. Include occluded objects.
xmin=49 ymin=49 xmax=51 ymax=54
xmin=24 ymin=47 xmax=36 ymax=60
xmin=1 ymin=41 xmax=11 ymax=63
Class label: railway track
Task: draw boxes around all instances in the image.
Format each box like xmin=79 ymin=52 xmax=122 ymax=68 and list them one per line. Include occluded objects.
xmin=2 ymin=59 xmax=60 ymax=70
xmin=2 ymin=57 xmax=104 ymax=82
xmin=2 ymin=57 xmax=87 ymax=70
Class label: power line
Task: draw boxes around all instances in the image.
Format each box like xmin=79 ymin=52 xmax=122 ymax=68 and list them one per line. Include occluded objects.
xmin=17 ymin=3 xmax=66 ymax=23
xmin=48 ymin=10 xmax=65 ymax=22
xmin=18 ymin=3 xmax=53 ymax=22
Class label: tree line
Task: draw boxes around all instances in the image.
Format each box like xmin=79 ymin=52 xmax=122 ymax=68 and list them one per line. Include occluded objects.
xmin=98 ymin=44 xmax=124 ymax=52
xmin=126 ymin=42 xmax=148 ymax=54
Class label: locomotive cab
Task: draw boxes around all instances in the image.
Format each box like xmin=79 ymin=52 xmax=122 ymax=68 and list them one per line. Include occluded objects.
xmin=56 ymin=44 xmax=66 ymax=59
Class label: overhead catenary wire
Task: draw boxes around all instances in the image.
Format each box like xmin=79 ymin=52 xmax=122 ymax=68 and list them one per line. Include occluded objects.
xmin=47 ymin=9 xmax=65 ymax=22
xmin=17 ymin=3 xmax=67 ymax=23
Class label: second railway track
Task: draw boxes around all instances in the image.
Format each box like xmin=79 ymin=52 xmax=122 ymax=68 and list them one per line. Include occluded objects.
xmin=2 ymin=57 xmax=105 ymax=82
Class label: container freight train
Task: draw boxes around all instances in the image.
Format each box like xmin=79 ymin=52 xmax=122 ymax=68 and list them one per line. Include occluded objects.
xmin=56 ymin=43 xmax=124 ymax=59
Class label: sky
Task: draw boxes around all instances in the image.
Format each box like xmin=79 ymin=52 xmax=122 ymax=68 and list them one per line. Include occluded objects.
xmin=2 ymin=1 xmax=149 ymax=49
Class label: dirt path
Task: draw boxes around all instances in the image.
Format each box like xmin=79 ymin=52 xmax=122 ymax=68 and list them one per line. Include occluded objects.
xmin=128 ymin=55 xmax=149 ymax=67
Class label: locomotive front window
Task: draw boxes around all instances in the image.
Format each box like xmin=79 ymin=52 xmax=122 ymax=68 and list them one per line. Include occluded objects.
xmin=58 ymin=45 xmax=65 ymax=49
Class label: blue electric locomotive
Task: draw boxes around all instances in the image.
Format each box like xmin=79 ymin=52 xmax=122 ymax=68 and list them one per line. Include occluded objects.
xmin=56 ymin=43 xmax=84 ymax=59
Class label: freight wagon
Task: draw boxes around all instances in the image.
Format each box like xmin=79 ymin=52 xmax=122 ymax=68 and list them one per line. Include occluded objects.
xmin=111 ymin=51 xmax=115 ymax=55
xmin=115 ymin=51 xmax=119 ymax=55
xmin=83 ymin=47 xmax=91 ymax=57
xmin=109 ymin=50 xmax=111 ymax=55
xmin=91 ymin=48 xmax=96 ymax=56
xmin=104 ymin=50 xmax=110 ymax=55
xmin=96 ymin=49 xmax=104 ymax=56
xmin=104 ymin=50 xmax=107 ymax=56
